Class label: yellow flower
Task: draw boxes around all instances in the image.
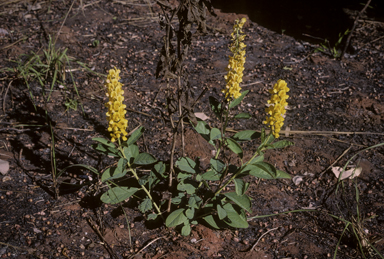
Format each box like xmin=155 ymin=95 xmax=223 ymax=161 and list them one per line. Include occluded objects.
xmin=263 ymin=80 xmax=289 ymax=138
xmin=105 ymin=68 xmax=128 ymax=142
xmin=222 ymin=18 xmax=247 ymax=101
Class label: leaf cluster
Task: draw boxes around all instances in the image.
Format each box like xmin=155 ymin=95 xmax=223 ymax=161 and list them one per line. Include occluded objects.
xmin=93 ymin=127 xmax=166 ymax=219
xmin=93 ymin=91 xmax=293 ymax=235
xmin=163 ymin=91 xmax=293 ymax=235
xmin=315 ymin=29 xmax=350 ymax=59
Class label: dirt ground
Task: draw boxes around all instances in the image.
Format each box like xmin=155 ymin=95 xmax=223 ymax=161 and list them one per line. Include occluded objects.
xmin=0 ymin=0 xmax=384 ymax=258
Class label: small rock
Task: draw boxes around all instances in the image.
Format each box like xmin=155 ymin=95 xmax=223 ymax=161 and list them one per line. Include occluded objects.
xmin=0 ymin=159 xmax=9 ymax=175
xmin=292 ymin=175 xmax=303 ymax=185
xmin=2 ymin=176 xmax=12 ymax=182
xmin=33 ymin=228 xmax=42 ymax=234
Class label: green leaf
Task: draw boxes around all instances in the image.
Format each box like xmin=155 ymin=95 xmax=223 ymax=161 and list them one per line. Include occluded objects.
xmin=177 ymin=180 xmax=198 ymax=194
xmin=209 ymin=96 xmax=222 ymax=119
xmin=101 ymin=158 xmax=127 ymax=182
xmin=229 ymin=90 xmax=249 ymax=109
xmin=172 ymin=196 xmax=182 ymax=205
xmin=106 ymin=146 xmax=121 ymax=157
xmin=210 ymin=128 xmax=222 ymax=141
xmin=276 ymin=170 xmax=291 ymax=179
xmin=181 ymin=223 xmax=191 ymax=236
xmin=101 ymin=167 xmax=127 ymax=182
xmin=226 ymin=138 xmax=243 ymax=159
xmin=211 ymin=158 xmax=225 ymax=173
xmin=234 ymin=178 xmax=249 ymax=196
xmin=249 ymin=154 xmax=264 ymax=165
xmin=139 ymin=198 xmax=153 ymax=213
xmin=127 ymin=126 xmax=144 ymax=146
xmin=176 ymin=157 xmax=197 ymax=174
xmin=234 ymin=112 xmax=251 ymax=119
xmin=185 ymin=207 xmax=195 ymax=219
xmin=166 ymin=208 xmax=188 ymax=228
xmin=116 ymin=157 xmax=127 ymax=173
xmin=267 ymin=140 xmax=294 ymax=149
xmin=147 ymin=213 xmax=158 ymax=220
xmin=232 ymin=130 xmax=261 ymax=142
xmin=177 ymin=172 xmax=192 ymax=180
xmin=223 ymin=203 xmax=249 ymax=228
xmin=93 ymin=143 xmax=120 ymax=157
xmin=260 ymin=128 xmax=266 ymax=142
xmin=194 ymin=120 xmax=210 ymax=141
xmin=123 ymin=145 xmax=139 ymax=163
xmin=203 ymin=215 xmax=220 ymax=229
xmin=224 ymin=192 xmax=251 ymax=212
xmin=201 ymin=170 xmax=221 ymax=181
xmin=138 ymin=175 xmax=149 ymax=186
xmin=148 ymin=171 xmax=160 ymax=189
xmin=93 ymin=143 xmax=108 ymax=153
xmin=242 ymin=162 xmax=277 ymax=179
xmin=133 ymin=153 xmax=157 ymax=165
xmin=93 ymin=137 xmax=116 ymax=148
xmin=100 ymin=186 xmax=139 ymax=204
xmin=217 ymin=204 xmax=227 ymax=220
xmin=154 ymin=161 xmax=166 ymax=176
xmin=258 ymin=134 xmax=275 ymax=151
xmin=188 ymin=195 xmax=202 ymax=209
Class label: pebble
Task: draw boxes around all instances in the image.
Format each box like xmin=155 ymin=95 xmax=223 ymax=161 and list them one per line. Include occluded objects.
xmin=2 ymin=176 xmax=12 ymax=182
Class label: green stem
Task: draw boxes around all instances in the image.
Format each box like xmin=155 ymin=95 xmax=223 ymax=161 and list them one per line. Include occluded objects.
xmin=215 ymin=102 xmax=230 ymax=160
xmin=128 ymin=167 xmax=163 ymax=217
xmin=118 ymin=144 xmax=163 ymax=218
xmin=214 ymin=133 xmax=273 ymax=197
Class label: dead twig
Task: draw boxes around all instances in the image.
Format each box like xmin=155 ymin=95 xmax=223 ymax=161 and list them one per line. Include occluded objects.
xmin=87 ymin=217 xmax=120 ymax=259
xmin=240 ymin=81 xmax=263 ymax=87
xmin=249 ymin=227 xmax=279 ymax=252
xmin=362 ymin=34 xmax=384 ymax=48
xmin=0 ymin=128 xmax=31 ymax=132
xmin=0 ymin=241 xmax=35 ymax=254
xmin=126 ymin=107 xmax=161 ymax=119
xmin=54 ymin=0 xmax=76 ymax=46
xmin=1 ymin=36 xmax=28 ymax=50
xmin=227 ymin=127 xmax=384 ymax=137
xmin=2 ymin=80 xmax=12 ymax=113
xmin=340 ymin=0 xmax=372 ymax=59
xmin=319 ymin=145 xmax=353 ymax=178
xmin=129 ymin=236 xmax=166 ymax=259
xmin=178 ymin=76 xmax=185 ymax=157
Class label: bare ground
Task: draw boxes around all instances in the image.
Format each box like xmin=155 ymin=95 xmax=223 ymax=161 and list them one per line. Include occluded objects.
xmin=0 ymin=1 xmax=384 ymax=258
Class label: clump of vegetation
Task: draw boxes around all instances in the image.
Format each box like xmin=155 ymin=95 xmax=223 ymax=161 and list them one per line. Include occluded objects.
xmin=315 ymin=29 xmax=350 ymax=58
xmin=87 ymin=3 xmax=292 ymax=235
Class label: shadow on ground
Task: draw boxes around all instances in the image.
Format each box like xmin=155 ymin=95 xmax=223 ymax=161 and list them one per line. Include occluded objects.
xmin=211 ymin=0 xmax=384 ymax=46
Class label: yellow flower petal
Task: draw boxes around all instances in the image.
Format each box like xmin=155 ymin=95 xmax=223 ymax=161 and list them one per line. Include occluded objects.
xmin=105 ymin=68 xmax=128 ymax=141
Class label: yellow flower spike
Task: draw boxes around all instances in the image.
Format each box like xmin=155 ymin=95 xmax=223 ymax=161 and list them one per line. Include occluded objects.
xmin=105 ymin=67 xmax=128 ymax=142
xmin=264 ymin=79 xmax=290 ymax=138
xmin=222 ymin=18 xmax=247 ymax=101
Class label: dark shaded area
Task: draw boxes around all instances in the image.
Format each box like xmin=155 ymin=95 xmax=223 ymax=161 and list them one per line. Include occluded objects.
xmin=212 ymin=0 xmax=384 ymax=45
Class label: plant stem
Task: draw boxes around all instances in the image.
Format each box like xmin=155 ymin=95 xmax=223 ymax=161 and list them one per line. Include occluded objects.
xmin=118 ymin=144 xmax=163 ymax=218
xmin=128 ymin=168 xmax=163 ymax=217
xmin=214 ymin=134 xmax=272 ymax=197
